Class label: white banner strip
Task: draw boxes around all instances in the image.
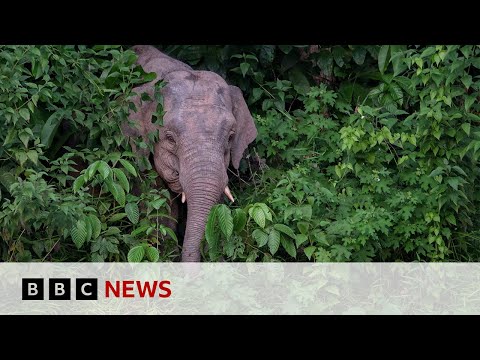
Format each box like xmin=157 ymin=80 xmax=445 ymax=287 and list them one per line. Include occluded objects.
xmin=1 ymin=263 xmax=479 ymax=314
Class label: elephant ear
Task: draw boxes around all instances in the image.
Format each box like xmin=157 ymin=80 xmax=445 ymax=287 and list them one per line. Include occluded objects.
xmin=229 ymin=85 xmax=258 ymax=169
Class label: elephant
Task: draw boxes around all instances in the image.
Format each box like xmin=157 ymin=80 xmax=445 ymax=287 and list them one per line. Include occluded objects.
xmin=122 ymin=45 xmax=257 ymax=262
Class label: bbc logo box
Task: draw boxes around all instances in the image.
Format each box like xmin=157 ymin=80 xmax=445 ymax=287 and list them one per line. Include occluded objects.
xmin=22 ymin=278 xmax=98 ymax=300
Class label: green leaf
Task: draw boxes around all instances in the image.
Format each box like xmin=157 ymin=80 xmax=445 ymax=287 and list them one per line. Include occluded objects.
xmin=113 ymin=168 xmax=130 ymax=192
xmin=240 ymin=62 xmax=250 ymax=77
xmin=353 ymin=47 xmax=366 ymax=65
xmin=119 ymin=159 xmax=137 ymax=177
xmin=131 ymin=225 xmax=151 ymax=237
xmin=252 ymin=229 xmax=269 ymax=247
xmin=73 ymin=174 xmax=86 ymax=193
xmin=273 ymin=224 xmax=296 ymax=239
xmin=97 ymin=161 xmax=111 ymax=180
xmin=297 ymin=221 xmax=310 ymax=235
xmin=429 ymin=167 xmax=444 ymax=178
xmin=108 ymin=213 xmax=128 ymax=222
xmin=19 ymin=108 xmax=30 ymax=121
xmin=205 ymin=206 xmax=218 ymax=247
xmin=288 ymin=66 xmax=310 ymax=95
xmin=84 ymin=217 xmax=93 ymax=244
xmin=145 ymin=246 xmax=159 ymax=262
xmin=111 ymin=182 xmax=126 ymax=206
xmin=452 ymin=165 xmax=467 ymax=177
xmin=217 ymin=204 xmax=233 ymax=239
xmin=446 ymin=214 xmax=457 ymax=225
xmin=281 ymin=236 xmax=297 ymax=258
xmin=125 ymin=202 xmax=139 ymax=224
xmin=233 ymin=208 xmax=247 ymax=233
xmin=249 ymin=206 xmax=266 ymax=228
xmin=257 ymin=203 xmax=273 ymax=222
xmin=18 ymin=131 xmax=30 ymax=148
xmin=461 ymin=123 xmax=471 ymax=136
xmin=378 ymin=45 xmax=390 ymax=74
xmin=27 ymin=150 xmax=38 ymax=165
xmin=295 ymin=234 xmax=309 ymax=248
xmin=71 ymin=220 xmax=87 ymax=249
xmin=41 ymin=114 xmax=62 ymax=149
xmin=465 ymin=95 xmax=475 ymax=112
xmin=164 ymin=227 xmax=178 ymax=243
xmin=86 ymin=161 xmax=101 ymax=180
xmin=447 ymin=178 xmax=460 ymax=191
xmin=304 ymin=246 xmax=316 ymax=260
xmin=268 ymin=228 xmax=281 ymax=255
xmin=127 ymin=245 xmax=145 ymax=262
xmin=88 ymin=214 xmax=102 ymax=240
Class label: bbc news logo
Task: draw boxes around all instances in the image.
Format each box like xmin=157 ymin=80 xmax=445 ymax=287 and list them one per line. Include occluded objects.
xmin=22 ymin=278 xmax=98 ymax=300
xmin=22 ymin=278 xmax=172 ymax=300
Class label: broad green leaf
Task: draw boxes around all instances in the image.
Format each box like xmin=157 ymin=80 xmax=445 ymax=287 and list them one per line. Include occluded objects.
xmin=304 ymin=246 xmax=316 ymax=260
xmin=378 ymin=45 xmax=390 ymax=74
xmin=205 ymin=206 xmax=218 ymax=247
xmin=125 ymin=202 xmax=139 ymax=224
xmin=73 ymin=174 xmax=86 ymax=193
xmin=461 ymin=123 xmax=471 ymax=136
xmin=281 ymin=236 xmax=297 ymax=258
xmin=257 ymin=203 xmax=273 ymax=221
xmin=84 ymin=216 xmax=93 ymax=244
xmin=233 ymin=208 xmax=247 ymax=233
xmin=288 ymin=66 xmax=310 ymax=95
xmin=273 ymin=224 xmax=296 ymax=239
xmin=446 ymin=214 xmax=457 ymax=225
xmin=127 ymin=245 xmax=145 ymax=262
xmin=465 ymin=95 xmax=475 ymax=112
xmin=240 ymin=62 xmax=250 ymax=77
xmin=86 ymin=161 xmax=101 ymax=180
xmin=112 ymin=182 xmax=125 ymax=206
xmin=252 ymin=229 xmax=268 ymax=247
xmin=429 ymin=167 xmax=444 ymax=178
xmin=113 ymin=168 xmax=130 ymax=193
xmin=88 ymin=214 xmax=102 ymax=240
xmin=27 ymin=150 xmax=38 ymax=165
xmin=108 ymin=213 xmax=128 ymax=222
xmin=41 ymin=114 xmax=62 ymax=148
xmin=71 ymin=220 xmax=87 ymax=249
xmin=145 ymin=246 xmax=160 ymax=262
xmin=164 ymin=227 xmax=178 ymax=243
xmin=353 ymin=47 xmax=366 ymax=65
xmin=447 ymin=178 xmax=460 ymax=191
xmin=295 ymin=234 xmax=309 ymax=248
xmin=19 ymin=108 xmax=30 ymax=121
xmin=217 ymin=204 xmax=233 ymax=239
xmin=268 ymin=228 xmax=281 ymax=255
xmin=18 ymin=131 xmax=30 ymax=148
xmin=249 ymin=206 xmax=266 ymax=228
xmin=104 ymin=227 xmax=121 ymax=236
xmin=297 ymin=221 xmax=310 ymax=235
xmin=97 ymin=161 xmax=111 ymax=180
xmin=119 ymin=159 xmax=137 ymax=177
xmin=131 ymin=225 xmax=151 ymax=237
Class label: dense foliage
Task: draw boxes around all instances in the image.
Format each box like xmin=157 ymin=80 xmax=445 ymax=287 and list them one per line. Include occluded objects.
xmin=1 ymin=45 xmax=480 ymax=262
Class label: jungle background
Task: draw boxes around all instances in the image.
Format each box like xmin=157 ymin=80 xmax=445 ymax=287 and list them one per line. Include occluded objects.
xmin=1 ymin=45 xmax=480 ymax=262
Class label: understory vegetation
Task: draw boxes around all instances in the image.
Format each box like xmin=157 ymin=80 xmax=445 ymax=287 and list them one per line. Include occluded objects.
xmin=1 ymin=45 xmax=480 ymax=262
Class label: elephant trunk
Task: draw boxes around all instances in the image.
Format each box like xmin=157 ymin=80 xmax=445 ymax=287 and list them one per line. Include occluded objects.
xmin=180 ymin=148 xmax=227 ymax=262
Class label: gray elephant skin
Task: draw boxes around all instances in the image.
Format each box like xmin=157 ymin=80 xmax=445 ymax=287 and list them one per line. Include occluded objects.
xmin=123 ymin=45 xmax=257 ymax=262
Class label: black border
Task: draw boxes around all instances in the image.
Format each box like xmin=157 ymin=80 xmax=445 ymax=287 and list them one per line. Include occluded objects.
xmin=2 ymin=10 xmax=480 ymax=44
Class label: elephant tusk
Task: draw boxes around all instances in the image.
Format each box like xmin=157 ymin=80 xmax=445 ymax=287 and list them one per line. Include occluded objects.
xmin=181 ymin=192 xmax=186 ymax=203
xmin=224 ymin=186 xmax=235 ymax=203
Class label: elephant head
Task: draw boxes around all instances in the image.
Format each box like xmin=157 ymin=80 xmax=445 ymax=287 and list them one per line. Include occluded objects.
xmin=123 ymin=45 xmax=257 ymax=262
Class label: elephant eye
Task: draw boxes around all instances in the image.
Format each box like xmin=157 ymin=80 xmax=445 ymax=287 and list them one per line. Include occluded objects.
xmin=165 ymin=132 xmax=176 ymax=144
xmin=228 ymin=131 xmax=235 ymax=142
